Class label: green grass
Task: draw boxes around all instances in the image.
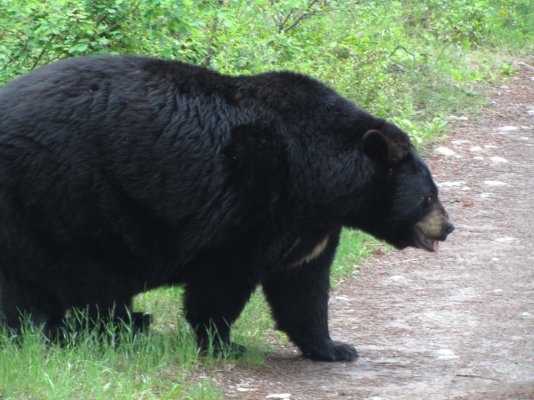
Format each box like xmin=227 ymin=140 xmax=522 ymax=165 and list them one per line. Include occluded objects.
xmin=0 ymin=322 xmax=223 ymax=400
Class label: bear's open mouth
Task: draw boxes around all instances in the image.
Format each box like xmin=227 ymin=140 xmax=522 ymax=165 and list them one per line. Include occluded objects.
xmin=413 ymin=226 xmax=439 ymax=252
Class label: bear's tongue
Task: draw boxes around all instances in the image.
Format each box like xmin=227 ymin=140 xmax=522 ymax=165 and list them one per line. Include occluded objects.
xmin=414 ymin=226 xmax=438 ymax=252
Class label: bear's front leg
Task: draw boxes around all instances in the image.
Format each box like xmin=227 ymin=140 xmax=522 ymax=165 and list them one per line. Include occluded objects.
xmin=183 ymin=264 xmax=256 ymax=356
xmin=263 ymin=230 xmax=358 ymax=362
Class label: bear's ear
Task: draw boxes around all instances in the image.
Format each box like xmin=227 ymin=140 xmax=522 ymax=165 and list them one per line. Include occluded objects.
xmin=362 ymin=129 xmax=406 ymax=164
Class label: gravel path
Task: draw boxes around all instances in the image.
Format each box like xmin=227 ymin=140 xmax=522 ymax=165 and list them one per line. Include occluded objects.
xmin=216 ymin=62 xmax=534 ymax=400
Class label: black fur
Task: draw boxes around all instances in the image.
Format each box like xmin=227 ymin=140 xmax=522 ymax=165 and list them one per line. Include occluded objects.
xmin=0 ymin=56 xmax=452 ymax=361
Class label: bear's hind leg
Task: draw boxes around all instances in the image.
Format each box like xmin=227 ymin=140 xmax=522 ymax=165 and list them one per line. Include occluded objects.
xmin=183 ymin=265 xmax=256 ymax=356
xmin=0 ymin=268 xmax=64 ymax=334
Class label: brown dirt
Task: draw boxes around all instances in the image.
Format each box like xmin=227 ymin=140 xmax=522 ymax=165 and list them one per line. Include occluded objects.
xmin=213 ymin=62 xmax=534 ymax=400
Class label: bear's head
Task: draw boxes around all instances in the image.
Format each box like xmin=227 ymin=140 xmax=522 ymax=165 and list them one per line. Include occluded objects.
xmin=225 ymin=100 xmax=453 ymax=253
xmin=355 ymin=122 xmax=455 ymax=252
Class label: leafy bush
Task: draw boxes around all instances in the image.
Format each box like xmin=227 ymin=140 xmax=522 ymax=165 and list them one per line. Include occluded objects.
xmin=0 ymin=0 xmax=531 ymax=176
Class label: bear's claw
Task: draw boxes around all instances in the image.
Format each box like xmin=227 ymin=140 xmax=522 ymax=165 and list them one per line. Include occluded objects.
xmin=304 ymin=341 xmax=359 ymax=362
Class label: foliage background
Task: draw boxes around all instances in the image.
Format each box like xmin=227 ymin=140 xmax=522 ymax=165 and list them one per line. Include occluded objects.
xmin=1 ymin=0 xmax=532 ymax=140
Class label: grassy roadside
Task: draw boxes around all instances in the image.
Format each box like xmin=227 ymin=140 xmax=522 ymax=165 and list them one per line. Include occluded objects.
xmin=0 ymin=1 xmax=532 ymax=399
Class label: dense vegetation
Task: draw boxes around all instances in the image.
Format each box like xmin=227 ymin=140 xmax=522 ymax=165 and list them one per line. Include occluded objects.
xmin=1 ymin=0 xmax=532 ymax=140
xmin=0 ymin=1 xmax=532 ymax=399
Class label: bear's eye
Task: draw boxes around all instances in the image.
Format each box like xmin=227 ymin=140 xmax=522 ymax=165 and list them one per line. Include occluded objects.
xmin=423 ymin=195 xmax=434 ymax=206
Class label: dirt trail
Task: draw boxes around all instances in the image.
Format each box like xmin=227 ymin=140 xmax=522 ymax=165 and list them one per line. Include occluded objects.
xmin=216 ymin=63 xmax=534 ymax=400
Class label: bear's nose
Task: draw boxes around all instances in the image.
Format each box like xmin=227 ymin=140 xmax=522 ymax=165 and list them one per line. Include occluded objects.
xmin=445 ymin=222 xmax=455 ymax=235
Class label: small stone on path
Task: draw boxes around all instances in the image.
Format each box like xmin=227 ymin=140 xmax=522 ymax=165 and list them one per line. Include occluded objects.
xmin=495 ymin=236 xmax=515 ymax=243
xmin=435 ymin=349 xmax=460 ymax=360
xmin=434 ymin=146 xmax=456 ymax=156
xmin=438 ymin=181 xmax=466 ymax=187
xmin=483 ymin=180 xmax=507 ymax=186
xmin=236 ymin=386 xmax=257 ymax=392
xmin=497 ymin=126 xmax=519 ymax=132
xmin=448 ymin=115 xmax=469 ymax=121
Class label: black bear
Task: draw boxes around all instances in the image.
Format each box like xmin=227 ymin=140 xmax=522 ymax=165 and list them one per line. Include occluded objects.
xmin=0 ymin=56 xmax=453 ymax=361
